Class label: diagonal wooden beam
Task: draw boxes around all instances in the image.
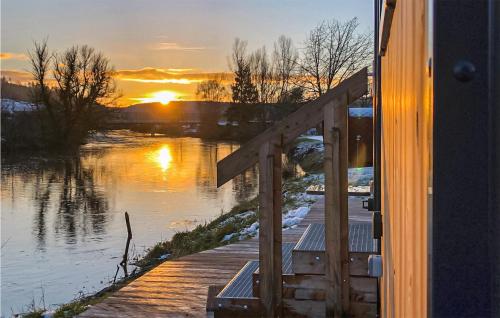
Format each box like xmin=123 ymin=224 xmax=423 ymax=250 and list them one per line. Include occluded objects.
xmin=217 ymin=67 xmax=368 ymax=187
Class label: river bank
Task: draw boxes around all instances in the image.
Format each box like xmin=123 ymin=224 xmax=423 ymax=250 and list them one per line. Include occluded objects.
xmin=18 ymin=172 xmax=323 ymax=318
xmin=13 ymin=133 xmax=373 ymax=318
xmin=2 ymin=132 xmax=258 ymax=317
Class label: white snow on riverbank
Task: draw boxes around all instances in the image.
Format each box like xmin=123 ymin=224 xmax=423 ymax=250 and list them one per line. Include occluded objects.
xmin=282 ymin=206 xmax=310 ymax=227
xmin=294 ymin=138 xmax=324 ymax=158
xmin=349 ymin=107 xmax=373 ymax=118
xmin=1 ymin=99 xmax=36 ymax=112
xmin=348 ymin=166 xmax=373 ymax=186
xmin=301 ymin=135 xmax=323 ymax=142
xmin=220 ymin=134 xmax=374 ymax=243
xmin=219 ymin=166 xmax=373 ymax=243
xmin=221 ymin=204 xmax=318 ymax=242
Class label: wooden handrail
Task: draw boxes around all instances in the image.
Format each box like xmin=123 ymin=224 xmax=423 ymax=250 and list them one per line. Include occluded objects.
xmin=216 ymin=67 xmax=368 ymax=187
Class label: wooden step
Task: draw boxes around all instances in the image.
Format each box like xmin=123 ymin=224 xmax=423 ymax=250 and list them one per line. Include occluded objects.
xmin=252 ymin=242 xmax=295 ymax=297
xmin=292 ymin=223 xmax=377 ymax=275
xmin=281 ymin=274 xmax=377 ymax=303
xmin=283 ymin=299 xmax=377 ymax=318
xmin=214 ymin=261 xmax=262 ymax=317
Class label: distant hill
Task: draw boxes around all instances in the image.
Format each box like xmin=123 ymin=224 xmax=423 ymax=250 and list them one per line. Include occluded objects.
xmin=123 ymin=100 xmax=232 ymax=112
xmin=1 ymin=79 xmax=32 ymax=102
xmin=115 ymin=101 xmax=232 ymax=123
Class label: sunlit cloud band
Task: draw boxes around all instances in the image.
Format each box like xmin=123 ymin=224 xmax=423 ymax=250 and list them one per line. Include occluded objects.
xmin=154 ymin=42 xmax=206 ymax=51
xmin=0 ymin=52 xmax=28 ymax=60
xmin=113 ymin=68 xmax=233 ymax=84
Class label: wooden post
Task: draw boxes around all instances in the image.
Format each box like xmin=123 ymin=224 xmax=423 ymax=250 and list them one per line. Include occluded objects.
xmin=323 ymin=97 xmax=350 ymax=316
xmin=216 ymin=68 xmax=368 ymax=188
xmin=272 ymin=140 xmax=283 ymax=316
xmin=335 ymin=96 xmax=350 ymax=313
xmin=258 ymin=139 xmax=283 ymax=317
xmin=324 ymin=103 xmax=342 ymax=316
xmin=120 ymin=212 xmax=133 ymax=277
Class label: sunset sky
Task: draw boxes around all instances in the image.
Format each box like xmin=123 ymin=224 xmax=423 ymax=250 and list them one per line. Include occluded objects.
xmin=1 ymin=0 xmax=372 ymax=106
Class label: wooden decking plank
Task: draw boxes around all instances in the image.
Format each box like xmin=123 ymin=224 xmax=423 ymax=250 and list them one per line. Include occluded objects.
xmin=79 ymin=196 xmax=371 ymax=317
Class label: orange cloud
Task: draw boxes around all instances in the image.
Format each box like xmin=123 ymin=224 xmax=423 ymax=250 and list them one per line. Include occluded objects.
xmin=113 ymin=68 xmax=233 ymax=84
xmin=0 ymin=52 xmax=28 ymax=60
xmin=0 ymin=67 xmax=234 ymax=106
xmin=122 ymin=78 xmax=202 ymax=84
xmin=154 ymin=42 xmax=206 ymax=51
xmin=165 ymin=68 xmax=194 ymax=73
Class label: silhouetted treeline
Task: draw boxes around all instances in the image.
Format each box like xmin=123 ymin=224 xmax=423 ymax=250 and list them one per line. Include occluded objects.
xmin=2 ymin=41 xmax=116 ymax=153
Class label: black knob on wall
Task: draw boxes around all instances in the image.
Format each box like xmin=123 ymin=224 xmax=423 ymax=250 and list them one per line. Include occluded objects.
xmin=453 ymin=60 xmax=476 ymax=82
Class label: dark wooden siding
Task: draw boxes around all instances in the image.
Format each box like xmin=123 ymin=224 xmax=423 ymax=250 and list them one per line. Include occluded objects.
xmin=432 ymin=0 xmax=492 ymax=316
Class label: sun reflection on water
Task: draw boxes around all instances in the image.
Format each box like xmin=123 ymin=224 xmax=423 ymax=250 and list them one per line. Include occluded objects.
xmin=154 ymin=145 xmax=173 ymax=171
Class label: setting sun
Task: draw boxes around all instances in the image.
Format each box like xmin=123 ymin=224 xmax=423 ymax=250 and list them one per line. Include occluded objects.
xmin=155 ymin=91 xmax=177 ymax=105
xmin=136 ymin=90 xmax=178 ymax=105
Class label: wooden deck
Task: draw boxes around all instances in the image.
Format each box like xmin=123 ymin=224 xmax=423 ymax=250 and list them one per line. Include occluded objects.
xmin=79 ymin=196 xmax=371 ymax=318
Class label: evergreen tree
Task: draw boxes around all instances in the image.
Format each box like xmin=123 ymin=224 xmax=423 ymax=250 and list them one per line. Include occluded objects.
xmin=231 ymin=62 xmax=258 ymax=104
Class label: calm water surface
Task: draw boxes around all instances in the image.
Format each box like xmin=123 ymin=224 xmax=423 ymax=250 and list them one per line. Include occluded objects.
xmin=0 ymin=131 xmax=258 ymax=316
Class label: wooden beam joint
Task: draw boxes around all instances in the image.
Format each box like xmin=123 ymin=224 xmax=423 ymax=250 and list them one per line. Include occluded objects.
xmin=217 ymin=68 xmax=368 ymax=187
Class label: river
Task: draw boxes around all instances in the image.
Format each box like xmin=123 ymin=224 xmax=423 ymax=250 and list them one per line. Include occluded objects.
xmin=0 ymin=130 xmax=259 ymax=316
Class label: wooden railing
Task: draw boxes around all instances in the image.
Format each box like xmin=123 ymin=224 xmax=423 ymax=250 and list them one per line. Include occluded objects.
xmin=216 ymin=68 xmax=368 ymax=317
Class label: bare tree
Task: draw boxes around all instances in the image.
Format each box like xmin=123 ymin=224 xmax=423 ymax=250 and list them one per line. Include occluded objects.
xmin=229 ymin=38 xmax=249 ymax=77
xmin=300 ymin=22 xmax=326 ymax=97
xmin=196 ymin=74 xmax=228 ymax=102
xmin=227 ymin=36 xmax=306 ymax=107
xmin=29 ymin=40 xmax=115 ymax=149
xmin=299 ymin=18 xmax=372 ymax=98
xmin=250 ymin=46 xmax=277 ymax=103
xmin=273 ymin=35 xmax=299 ymax=102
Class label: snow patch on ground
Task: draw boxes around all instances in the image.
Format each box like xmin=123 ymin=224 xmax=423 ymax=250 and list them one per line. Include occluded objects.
xmin=218 ymin=138 xmax=374 ymax=244
xmin=282 ymin=206 xmax=310 ymax=227
xmin=348 ymin=167 xmax=373 ymax=186
xmin=222 ymin=205 xmax=314 ymax=242
xmin=220 ymin=179 xmax=322 ymax=242
xmin=1 ymin=99 xmax=36 ymax=112
xmin=220 ymin=211 xmax=256 ymax=227
xmin=301 ymin=135 xmax=323 ymax=142
xmin=349 ymin=107 xmax=373 ymax=118
xmin=308 ymin=167 xmax=373 ymax=187
xmin=349 ymin=185 xmax=371 ymax=193
xmin=294 ymin=139 xmax=324 ymax=159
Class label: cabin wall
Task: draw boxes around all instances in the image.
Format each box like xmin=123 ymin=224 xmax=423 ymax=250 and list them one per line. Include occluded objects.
xmin=379 ymin=1 xmax=432 ymax=317
xmin=432 ymin=1 xmax=492 ymax=316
